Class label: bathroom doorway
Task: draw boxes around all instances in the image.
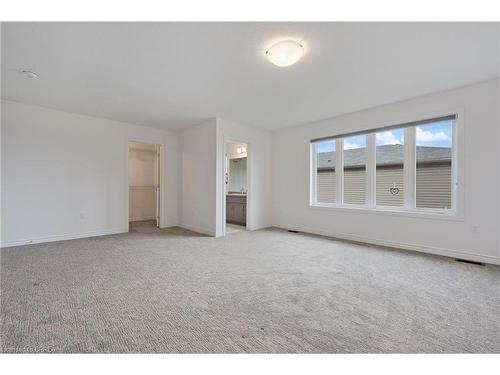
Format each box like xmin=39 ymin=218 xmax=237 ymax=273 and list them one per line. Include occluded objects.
xmin=224 ymin=140 xmax=248 ymax=234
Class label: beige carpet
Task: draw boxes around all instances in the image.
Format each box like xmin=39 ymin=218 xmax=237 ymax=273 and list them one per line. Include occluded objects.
xmin=1 ymin=225 xmax=499 ymax=353
xmin=226 ymin=223 xmax=246 ymax=235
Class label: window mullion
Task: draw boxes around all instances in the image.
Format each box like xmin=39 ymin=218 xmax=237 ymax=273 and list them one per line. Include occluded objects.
xmin=404 ymin=127 xmax=416 ymax=209
xmin=366 ymin=134 xmax=375 ymax=207
xmin=451 ymin=119 xmax=458 ymax=211
xmin=336 ymin=138 xmax=343 ymax=205
xmin=310 ymin=143 xmax=317 ymax=205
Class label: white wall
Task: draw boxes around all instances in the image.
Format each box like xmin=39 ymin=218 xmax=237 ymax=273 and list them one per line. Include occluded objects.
xmin=1 ymin=100 xmax=179 ymax=247
xmin=1 ymin=104 xmax=273 ymax=243
xmin=216 ymin=118 xmax=273 ymax=236
xmin=272 ymin=79 xmax=500 ymax=264
xmin=179 ymin=118 xmax=272 ymax=237
xmin=128 ymin=148 xmax=158 ymax=186
xmin=179 ymin=119 xmax=218 ymax=236
xmin=128 ymin=147 xmax=158 ymax=222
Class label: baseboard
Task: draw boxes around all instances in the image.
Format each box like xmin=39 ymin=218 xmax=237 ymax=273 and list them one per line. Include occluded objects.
xmin=129 ymin=216 xmax=157 ymax=222
xmin=247 ymin=223 xmax=273 ymax=231
xmin=178 ymin=223 xmax=215 ymax=237
xmin=159 ymin=223 xmax=178 ymax=229
xmin=272 ymin=224 xmax=500 ymax=266
xmin=1 ymin=228 xmax=126 ymax=248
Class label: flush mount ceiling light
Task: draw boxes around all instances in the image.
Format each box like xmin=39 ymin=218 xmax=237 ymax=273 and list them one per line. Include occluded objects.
xmin=265 ymin=40 xmax=304 ymax=67
xmin=21 ymin=70 xmax=39 ymax=79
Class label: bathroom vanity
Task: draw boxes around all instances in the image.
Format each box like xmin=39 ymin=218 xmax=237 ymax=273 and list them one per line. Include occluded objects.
xmin=226 ymin=194 xmax=247 ymax=225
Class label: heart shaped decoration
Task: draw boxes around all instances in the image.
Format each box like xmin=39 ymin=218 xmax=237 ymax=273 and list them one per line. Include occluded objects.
xmin=390 ymin=187 xmax=400 ymax=195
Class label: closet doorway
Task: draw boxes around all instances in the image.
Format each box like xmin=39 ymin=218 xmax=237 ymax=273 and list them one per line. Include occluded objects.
xmin=128 ymin=142 xmax=161 ymax=231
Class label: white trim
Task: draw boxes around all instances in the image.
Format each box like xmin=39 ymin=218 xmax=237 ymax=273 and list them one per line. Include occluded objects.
xmin=159 ymin=224 xmax=178 ymax=229
xmin=273 ymin=224 xmax=500 ymax=266
xmin=309 ymin=203 xmax=461 ymax=221
xmin=129 ymin=216 xmax=157 ymax=222
xmin=309 ymin=142 xmax=318 ymax=205
xmin=248 ymin=224 xmax=273 ymax=231
xmin=366 ymin=133 xmax=375 ymax=207
xmin=450 ymin=115 xmax=460 ymax=217
xmin=336 ymin=138 xmax=343 ymax=204
xmin=0 ymin=228 xmax=126 ymax=248
xmin=178 ymin=224 xmax=215 ymax=237
xmin=404 ymin=125 xmax=416 ymax=208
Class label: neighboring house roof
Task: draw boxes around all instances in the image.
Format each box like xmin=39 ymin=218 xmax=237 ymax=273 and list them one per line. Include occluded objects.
xmin=317 ymin=144 xmax=451 ymax=170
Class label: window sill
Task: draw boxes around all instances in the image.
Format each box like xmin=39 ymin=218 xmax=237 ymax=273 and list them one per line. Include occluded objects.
xmin=309 ymin=203 xmax=464 ymax=221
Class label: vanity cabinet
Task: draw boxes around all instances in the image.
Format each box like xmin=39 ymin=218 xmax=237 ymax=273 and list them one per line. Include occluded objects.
xmin=226 ymin=195 xmax=247 ymax=225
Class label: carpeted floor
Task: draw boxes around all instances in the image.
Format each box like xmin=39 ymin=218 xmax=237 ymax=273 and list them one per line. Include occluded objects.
xmin=1 ymin=225 xmax=499 ymax=353
xmin=225 ymin=223 xmax=246 ymax=234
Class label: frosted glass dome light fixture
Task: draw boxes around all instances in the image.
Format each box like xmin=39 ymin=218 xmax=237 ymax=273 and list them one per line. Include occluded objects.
xmin=266 ymin=40 xmax=304 ymax=67
xmin=21 ymin=70 xmax=39 ymax=79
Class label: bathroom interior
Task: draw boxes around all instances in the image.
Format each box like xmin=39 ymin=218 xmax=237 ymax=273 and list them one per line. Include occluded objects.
xmin=225 ymin=141 xmax=248 ymax=233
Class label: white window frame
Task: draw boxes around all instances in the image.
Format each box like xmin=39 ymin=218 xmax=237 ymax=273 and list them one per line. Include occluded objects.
xmin=310 ymin=113 xmax=462 ymax=221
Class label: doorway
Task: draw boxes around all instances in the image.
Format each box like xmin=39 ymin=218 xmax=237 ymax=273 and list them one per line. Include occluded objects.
xmin=224 ymin=140 xmax=248 ymax=235
xmin=128 ymin=141 xmax=161 ymax=232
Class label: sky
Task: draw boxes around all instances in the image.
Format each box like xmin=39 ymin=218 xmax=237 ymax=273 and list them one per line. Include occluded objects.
xmin=415 ymin=120 xmax=452 ymax=148
xmin=316 ymin=120 xmax=452 ymax=152
xmin=316 ymin=140 xmax=335 ymax=153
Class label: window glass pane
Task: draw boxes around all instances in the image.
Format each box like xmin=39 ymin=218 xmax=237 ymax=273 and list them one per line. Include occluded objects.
xmin=415 ymin=120 xmax=453 ymax=209
xmin=315 ymin=141 xmax=336 ymax=203
xmin=375 ymin=129 xmax=404 ymax=206
xmin=343 ymin=135 xmax=366 ymax=205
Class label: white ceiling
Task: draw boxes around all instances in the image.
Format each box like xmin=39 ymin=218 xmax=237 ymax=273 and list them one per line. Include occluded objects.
xmin=2 ymin=22 xmax=499 ymax=131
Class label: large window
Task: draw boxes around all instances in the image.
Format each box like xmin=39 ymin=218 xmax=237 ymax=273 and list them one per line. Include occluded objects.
xmin=311 ymin=115 xmax=457 ymax=215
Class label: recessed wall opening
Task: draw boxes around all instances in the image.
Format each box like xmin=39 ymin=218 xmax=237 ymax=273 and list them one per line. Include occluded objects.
xmin=128 ymin=141 xmax=161 ymax=231
xmin=224 ymin=140 xmax=249 ymax=235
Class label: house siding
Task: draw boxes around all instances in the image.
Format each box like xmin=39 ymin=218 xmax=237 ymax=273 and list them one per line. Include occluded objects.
xmin=376 ymin=165 xmax=405 ymax=206
xmin=343 ymin=168 xmax=366 ymax=205
xmin=317 ymin=163 xmax=451 ymax=208
xmin=317 ymin=170 xmax=336 ymax=203
xmin=416 ymin=162 xmax=452 ymax=209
